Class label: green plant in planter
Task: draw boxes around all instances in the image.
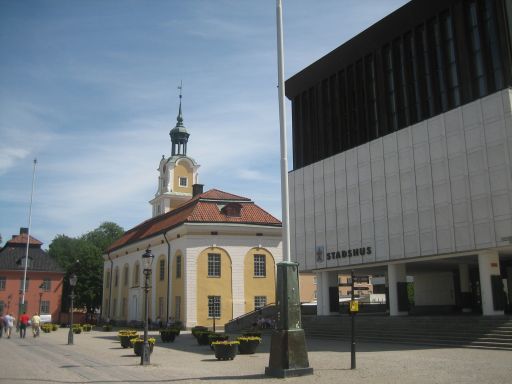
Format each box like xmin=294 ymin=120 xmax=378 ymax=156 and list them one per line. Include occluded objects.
xmin=191 ymin=326 xmax=208 ymax=339
xmin=159 ymin=329 xmax=179 ymax=343
xmin=41 ymin=324 xmax=52 ymax=333
xmin=118 ymin=330 xmax=139 ymax=348
xmin=72 ymin=326 xmax=82 ymax=334
xmin=51 ymin=323 xmax=59 ymax=331
xmin=102 ymin=324 xmax=112 ymax=332
xmin=237 ymin=336 xmax=261 ymax=354
xmin=131 ymin=337 xmax=156 ymax=356
xmin=208 ymin=333 xmax=229 ymax=349
xmin=211 ymin=340 xmax=239 ymax=360
xmin=196 ymin=331 xmax=213 ymax=346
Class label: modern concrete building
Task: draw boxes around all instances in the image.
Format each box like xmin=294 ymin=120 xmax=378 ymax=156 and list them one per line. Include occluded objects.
xmin=286 ymin=0 xmax=512 ymax=316
xmin=102 ymin=98 xmax=282 ymax=328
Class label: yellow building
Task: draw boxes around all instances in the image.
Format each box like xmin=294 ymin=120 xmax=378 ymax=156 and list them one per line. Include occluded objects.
xmin=102 ymin=96 xmax=282 ymax=328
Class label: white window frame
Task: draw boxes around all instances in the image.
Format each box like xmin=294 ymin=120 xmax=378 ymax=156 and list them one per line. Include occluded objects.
xmin=254 ymin=254 xmax=266 ymax=277
xmin=208 ymin=296 xmax=221 ymax=318
xmin=254 ymin=296 xmax=267 ymax=310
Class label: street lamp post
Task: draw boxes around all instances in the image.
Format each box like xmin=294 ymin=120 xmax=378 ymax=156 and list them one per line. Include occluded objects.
xmin=141 ymin=247 xmax=154 ymax=366
xmin=68 ymin=273 xmax=77 ymax=345
xmin=39 ymin=283 xmax=44 ymax=314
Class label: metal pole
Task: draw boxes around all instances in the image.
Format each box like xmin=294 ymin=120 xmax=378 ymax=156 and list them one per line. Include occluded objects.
xmin=276 ymin=0 xmax=290 ymax=263
xmin=141 ymin=270 xmax=150 ymax=365
xmin=21 ymin=159 xmax=37 ymax=307
xmin=350 ymin=270 xmax=356 ymax=369
xmin=68 ymin=289 xmax=74 ymax=345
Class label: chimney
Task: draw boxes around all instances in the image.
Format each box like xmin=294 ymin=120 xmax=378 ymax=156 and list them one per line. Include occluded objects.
xmin=20 ymin=227 xmax=29 ymax=235
xmin=192 ymin=184 xmax=204 ymax=197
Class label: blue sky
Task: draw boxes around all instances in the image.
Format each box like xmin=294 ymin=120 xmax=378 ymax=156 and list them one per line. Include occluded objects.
xmin=0 ymin=0 xmax=408 ymax=247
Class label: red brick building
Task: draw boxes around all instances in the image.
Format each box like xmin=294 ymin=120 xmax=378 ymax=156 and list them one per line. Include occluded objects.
xmin=0 ymin=228 xmax=64 ymax=321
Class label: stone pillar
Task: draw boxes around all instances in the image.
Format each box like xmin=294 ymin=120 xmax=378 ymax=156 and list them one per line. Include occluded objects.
xmin=387 ymin=263 xmax=407 ymax=316
xmin=478 ymin=251 xmax=504 ymax=316
xmin=265 ymin=262 xmax=313 ymax=378
xmin=458 ymin=264 xmax=472 ymax=313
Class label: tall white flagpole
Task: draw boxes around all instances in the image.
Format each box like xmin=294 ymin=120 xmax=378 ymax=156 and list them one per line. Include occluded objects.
xmin=276 ymin=0 xmax=290 ymax=263
xmin=21 ymin=158 xmax=37 ymax=307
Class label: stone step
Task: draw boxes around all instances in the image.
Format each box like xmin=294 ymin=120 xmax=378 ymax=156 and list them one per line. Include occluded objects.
xmin=305 ymin=332 xmax=512 ymax=351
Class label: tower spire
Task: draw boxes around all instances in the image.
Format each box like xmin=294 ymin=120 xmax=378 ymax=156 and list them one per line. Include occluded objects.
xmin=176 ymin=81 xmax=184 ymax=127
xmin=170 ymin=80 xmax=190 ymax=156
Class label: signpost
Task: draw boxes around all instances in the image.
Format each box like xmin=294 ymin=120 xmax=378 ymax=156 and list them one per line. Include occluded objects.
xmin=339 ymin=271 xmax=370 ymax=370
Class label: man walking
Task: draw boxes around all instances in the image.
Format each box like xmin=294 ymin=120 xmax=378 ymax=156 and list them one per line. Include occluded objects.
xmin=31 ymin=313 xmax=41 ymax=337
xmin=4 ymin=313 xmax=15 ymax=338
xmin=19 ymin=312 xmax=30 ymax=338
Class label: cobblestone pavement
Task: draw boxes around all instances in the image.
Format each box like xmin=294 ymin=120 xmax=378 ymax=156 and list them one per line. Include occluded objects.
xmin=0 ymin=327 xmax=510 ymax=383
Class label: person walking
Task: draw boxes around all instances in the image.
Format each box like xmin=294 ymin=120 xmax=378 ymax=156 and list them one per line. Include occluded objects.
xmin=19 ymin=312 xmax=30 ymax=338
xmin=4 ymin=313 xmax=15 ymax=338
xmin=0 ymin=313 xmax=4 ymax=338
xmin=31 ymin=313 xmax=41 ymax=337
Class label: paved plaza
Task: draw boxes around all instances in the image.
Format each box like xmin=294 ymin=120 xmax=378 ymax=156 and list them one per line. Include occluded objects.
xmin=0 ymin=327 xmax=510 ymax=384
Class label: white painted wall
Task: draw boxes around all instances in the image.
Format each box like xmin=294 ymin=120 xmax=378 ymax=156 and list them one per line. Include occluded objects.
xmin=289 ymin=89 xmax=512 ymax=271
xmin=414 ymin=272 xmax=455 ymax=306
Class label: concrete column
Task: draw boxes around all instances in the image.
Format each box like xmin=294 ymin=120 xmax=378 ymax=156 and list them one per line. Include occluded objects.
xmin=478 ymin=251 xmax=504 ymax=316
xmin=387 ymin=263 xmax=407 ymax=316
xmin=316 ymin=271 xmax=330 ymax=316
xmin=458 ymin=264 xmax=472 ymax=313
xmin=327 ymin=271 xmax=340 ymax=314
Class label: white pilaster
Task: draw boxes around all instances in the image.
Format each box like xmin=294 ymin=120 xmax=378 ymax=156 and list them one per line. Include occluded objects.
xmin=388 ymin=263 xmax=407 ymax=316
xmin=478 ymin=251 xmax=504 ymax=316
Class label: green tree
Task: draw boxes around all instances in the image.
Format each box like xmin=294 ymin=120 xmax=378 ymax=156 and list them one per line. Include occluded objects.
xmin=49 ymin=222 xmax=124 ymax=314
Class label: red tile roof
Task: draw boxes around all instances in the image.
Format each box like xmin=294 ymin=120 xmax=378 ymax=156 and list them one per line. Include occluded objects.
xmin=107 ymin=189 xmax=281 ymax=252
xmin=6 ymin=233 xmax=43 ymax=247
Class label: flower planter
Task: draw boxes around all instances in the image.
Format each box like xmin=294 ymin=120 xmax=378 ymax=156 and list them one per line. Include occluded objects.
xmin=237 ymin=337 xmax=261 ymax=354
xmin=191 ymin=326 xmax=208 ymax=339
xmin=102 ymin=325 xmax=112 ymax=332
xmin=72 ymin=327 xmax=82 ymax=334
xmin=133 ymin=341 xmax=154 ymax=356
xmin=212 ymin=342 xmax=238 ymax=360
xmin=208 ymin=333 xmax=229 ymax=350
xmin=196 ymin=331 xmax=212 ymax=346
xmin=159 ymin=329 xmax=179 ymax=343
xmin=118 ymin=330 xmax=138 ymax=348
xmin=131 ymin=338 xmax=156 ymax=356
xmin=119 ymin=335 xmax=133 ymax=348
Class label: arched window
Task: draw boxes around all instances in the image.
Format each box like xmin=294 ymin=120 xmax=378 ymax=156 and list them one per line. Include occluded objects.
xmin=123 ymin=265 xmax=129 ymax=286
xmin=133 ymin=262 xmax=140 ymax=286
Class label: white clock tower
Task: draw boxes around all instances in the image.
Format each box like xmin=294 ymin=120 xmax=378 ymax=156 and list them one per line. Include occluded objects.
xmin=150 ymin=87 xmax=200 ymax=217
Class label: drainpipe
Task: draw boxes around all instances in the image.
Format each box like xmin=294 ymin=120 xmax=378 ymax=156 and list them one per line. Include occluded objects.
xmin=107 ymin=252 xmax=113 ymax=322
xmin=163 ymin=232 xmax=171 ymax=325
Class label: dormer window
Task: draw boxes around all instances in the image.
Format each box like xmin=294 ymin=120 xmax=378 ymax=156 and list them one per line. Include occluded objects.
xmin=220 ymin=203 xmax=242 ymax=217
xmin=179 ymin=177 xmax=187 ymax=187
xmin=16 ymin=257 xmax=33 ymax=269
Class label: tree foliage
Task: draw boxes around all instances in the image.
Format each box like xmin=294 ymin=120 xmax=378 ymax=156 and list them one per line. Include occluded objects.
xmin=49 ymin=222 xmax=124 ymax=313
